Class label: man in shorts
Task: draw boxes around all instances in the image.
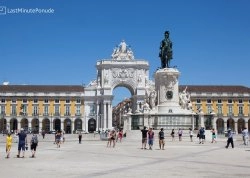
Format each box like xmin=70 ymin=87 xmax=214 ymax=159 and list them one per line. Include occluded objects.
xmin=158 ymin=128 xmax=165 ymax=150
xmin=141 ymin=126 xmax=148 ymax=149
xmin=17 ymin=128 xmax=27 ymax=158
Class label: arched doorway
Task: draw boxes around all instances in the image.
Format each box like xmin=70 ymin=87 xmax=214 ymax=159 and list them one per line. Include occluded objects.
xmin=216 ymin=118 xmax=224 ymax=134
xmin=10 ymin=118 xmax=18 ymax=132
xmin=21 ymin=118 xmax=28 ymax=131
xmin=54 ymin=118 xmax=61 ymax=131
xmin=238 ymin=118 xmax=245 ymax=133
xmin=227 ymin=118 xmax=235 ymax=131
xmin=0 ymin=118 xmax=6 ymax=133
xmin=42 ymin=118 xmax=50 ymax=133
xmin=64 ymin=118 xmax=71 ymax=134
xmin=88 ymin=118 xmax=96 ymax=133
xmin=74 ymin=118 xmax=82 ymax=131
xmin=31 ymin=118 xmax=39 ymax=133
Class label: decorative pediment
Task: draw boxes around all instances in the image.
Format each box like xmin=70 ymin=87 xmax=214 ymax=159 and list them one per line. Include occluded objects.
xmin=111 ymin=40 xmax=134 ymax=60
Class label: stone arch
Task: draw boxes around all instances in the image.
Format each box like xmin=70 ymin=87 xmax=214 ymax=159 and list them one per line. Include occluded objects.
xmin=238 ymin=118 xmax=245 ymax=133
xmin=216 ymin=118 xmax=224 ymax=134
xmin=10 ymin=118 xmax=18 ymax=132
xmin=227 ymin=118 xmax=235 ymax=131
xmin=64 ymin=118 xmax=71 ymax=134
xmin=42 ymin=118 xmax=50 ymax=133
xmin=74 ymin=118 xmax=82 ymax=131
xmin=20 ymin=118 xmax=28 ymax=131
xmin=31 ymin=118 xmax=39 ymax=133
xmin=88 ymin=118 xmax=96 ymax=133
xmin=84 ymin=41 xmax=149 ymax=131
xmin=54 ymin=118 xmax=61 ymax=132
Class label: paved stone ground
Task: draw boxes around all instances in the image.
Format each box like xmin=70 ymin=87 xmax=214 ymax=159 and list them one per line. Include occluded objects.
xmin=0 ymin=132 xmax=250 ymax=178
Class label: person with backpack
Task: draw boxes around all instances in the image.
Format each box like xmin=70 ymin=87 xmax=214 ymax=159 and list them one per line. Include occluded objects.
xmin=30 ymin=132 xmax=38 ymax=158
xmin=158 ymin=128 xmax=165 ymax=150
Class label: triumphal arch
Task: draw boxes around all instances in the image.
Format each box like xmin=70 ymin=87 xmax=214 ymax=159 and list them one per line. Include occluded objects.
xmin=84 ymin=41 xmax=149 ymax=132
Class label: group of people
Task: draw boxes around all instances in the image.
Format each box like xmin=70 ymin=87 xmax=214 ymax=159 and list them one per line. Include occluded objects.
xmin=140 ymin=126 xmax=250 ymax=150
xmin=5 ymin=128 xmax=38 ymax=159
xmin=141 ymin=127 xmax=165 ymax=150
xmin=106 ymin=129 xmax=124 ymax=148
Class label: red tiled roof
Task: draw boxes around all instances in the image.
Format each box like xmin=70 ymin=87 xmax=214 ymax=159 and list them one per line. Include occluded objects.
xmin=0 ymin=85 xmax=85 ymax=93
xmin=179 ymin=85 xmax=250 ymax=93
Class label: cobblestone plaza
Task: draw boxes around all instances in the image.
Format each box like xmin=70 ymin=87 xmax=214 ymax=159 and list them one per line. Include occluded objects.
xmin=0 ymin=133 xmax=250 ymax=178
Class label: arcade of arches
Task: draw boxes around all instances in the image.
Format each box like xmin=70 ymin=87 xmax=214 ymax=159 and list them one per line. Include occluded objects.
xmin=0 ymin=117 xmax=88 ymax=134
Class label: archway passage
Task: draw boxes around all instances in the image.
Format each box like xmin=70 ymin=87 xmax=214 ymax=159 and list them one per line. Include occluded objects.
xmin=54 ymin=119 xmax=61 ymax=132
xmin=88 ymin=118 xmax=96 ymax=133
xmin=227 ymin=118 xmax=235 ymax=131
xmin=42 ymin=118 xmax=50 ymax=133
xmin=21 ymin=118 xmax=28 ymax=131
xmin=31 ymin=118 xmax=39 ymax=133
xmin=10 ymin=118 xmax=18 ymax=132
xmin=64 ymin=118 xmax=71 ymax=134
xmin=0 ymin=118 xmax=7 ymax=133
xmin=237 ymin=118 xmax=245 ymax=133
xmin=75 ymin=118 xmax=82 ymax=131
xmin=216 ymin=118 xmax=224 ymax=134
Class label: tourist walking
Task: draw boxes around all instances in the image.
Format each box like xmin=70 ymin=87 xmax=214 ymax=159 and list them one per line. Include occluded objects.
xmin=211 ymin=128 xmax=217 ymax=143
xmin=170 ymin=129 xmax=175 ymax=141
xmin=17 ymin=128 xmax=27 ymax=158
xmin=158 ymin=128 xmax=165 ymax=150
xmin=242 ymin=127 xmax=249 ymax=145
xmin=189 ymin=128 xmax=193 ymax=142
xmin=78 ymin=131 xmax=82 ymax=144
xmin=199 ymin=127 xmax=205 ymax=144
xmin=225 ymin=129 xmax=234 ymax=149
xmin=6 ymin=133 xmax=13 ymax=158
xmin=30 ymin=132 xmax=38 ymax=158
xmin=107 ymin=130 xmax=116 ymax=148
xmin=117 ymin=129 xmax=123 ymax=142
xmin=178 ymin=128 xmax=183 ymax=141
xmin=55 ymin=131 xmax=61 ymax=148
xmin=41 ymin=130 xmax=46 ymax=139
xmin=148 ymin=128 xmax=154 ymax=150
xmin=141 ymin=126 xmax=148 ymax=149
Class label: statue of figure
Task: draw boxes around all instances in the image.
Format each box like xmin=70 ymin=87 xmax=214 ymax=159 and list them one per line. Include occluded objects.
xmin=149 ymin=90 xmax=157 ymax=109
xmin=159 ymin=31 xmax=173 ymax=68
xmin=179 ymin=86 xmax=191 ymax=109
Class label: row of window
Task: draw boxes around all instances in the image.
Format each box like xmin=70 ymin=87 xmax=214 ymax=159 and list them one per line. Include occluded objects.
xmin=196 ymin=99 xmax=248 ymax=104
xmin=1 ymin=98 xmax=81 ymax=104
xmin=0 ymin=105 xmax=82 ymax=116
xmin=196 ymin=104 xmax=248 ymax=115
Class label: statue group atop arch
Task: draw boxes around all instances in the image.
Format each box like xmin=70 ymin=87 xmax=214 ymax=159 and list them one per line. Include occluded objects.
xmin=111 ymin=40 xmax=134 ymax=60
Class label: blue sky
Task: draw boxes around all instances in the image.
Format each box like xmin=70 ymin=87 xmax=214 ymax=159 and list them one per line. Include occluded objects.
xmin=1 ymin=0 xmax=250 ymax=105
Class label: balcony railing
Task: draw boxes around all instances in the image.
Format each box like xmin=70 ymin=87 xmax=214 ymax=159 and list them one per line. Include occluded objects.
xmin=43 ymin=113 xmax=49 ymax=116
xmin=32 ymin=113 xmax=39 ymax=116
xmin=75 ymin=113 xmax=82 ymax=116
xmin=227 ymin=113 xmax=234 ymax=117
xmin=64 ymin=113 xmax=71 ymax=116
xmin=10 ymin=112 xmax=17 ymax=116
xmin=54 ymin=112 xmax=60 ymax=116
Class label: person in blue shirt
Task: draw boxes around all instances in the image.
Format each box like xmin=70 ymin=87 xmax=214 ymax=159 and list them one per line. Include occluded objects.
xmin=225 ymin=129 xmax=234 ymax=149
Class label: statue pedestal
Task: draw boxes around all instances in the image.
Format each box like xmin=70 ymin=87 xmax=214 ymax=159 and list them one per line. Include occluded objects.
xmin=154 ymin=68 xmax=192 ymax=115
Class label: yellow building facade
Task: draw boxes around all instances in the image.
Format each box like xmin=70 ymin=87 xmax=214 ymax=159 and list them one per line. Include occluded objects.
xmin=0 ymin=85 xmax=85 ymax=134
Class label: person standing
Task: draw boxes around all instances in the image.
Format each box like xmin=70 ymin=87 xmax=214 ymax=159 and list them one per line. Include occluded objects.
xmin=242 ymin=127 xmax=249 ymax=146
xmin=225 ymin=129 xmax=234 ymax=149
xmin=55 ymin=131 xmax=61 ymax=148
xmin=6 ymin=133 xmax=13 ymax=158
xmin=158 ymin=128 xmax=165 ymax=150
xmin=189 ymin=128 xmax=193 ymax=142
xmin=141 ymin=126 xmax=148 ymax=149
xmin=41 ymin=130 xmax=45 ymax=139
xmin=148 ymin=128 xmax=154 ymax=150
xmin=171 ymin=129 xmax=175 ymax=141
xmin=17 ymin=128 xmax=27 ymax=158
xmin=211 ymin=128 xmax=217 ymax=143
xmin=30 ymin=132 xmax=38 ymax=158
xmin=78 ymin=131 xmax=82 ymax=144
xmin=178 ymin=128 xmax=183 ymax=141
xmin=199 ymin=127 xmax=205 ymax=144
